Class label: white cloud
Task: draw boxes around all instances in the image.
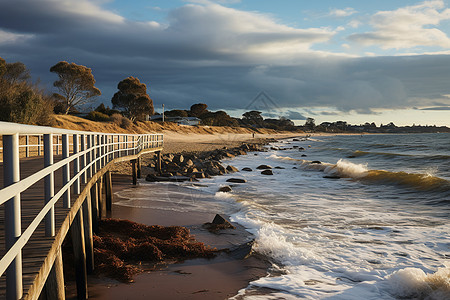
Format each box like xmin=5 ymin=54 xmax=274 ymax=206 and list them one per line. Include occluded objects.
xmin=0 ymin=29 xmax=31 ymax=44
xmin=329 ymin=7 xmax=357 ymax=17
xmin=348 ymin=0 xmax=450 ymax=49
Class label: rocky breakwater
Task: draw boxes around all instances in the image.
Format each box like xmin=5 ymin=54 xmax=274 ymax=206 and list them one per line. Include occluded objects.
xmin=145 ymin=143 xmax=262 ymax=182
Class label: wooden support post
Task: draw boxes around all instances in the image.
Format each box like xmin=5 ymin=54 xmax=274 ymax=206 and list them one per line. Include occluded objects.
xmin=105 ymin=171 xmax=113 ymax=211
xmin=131 ymin=159 xmax=137 ymax=185
xmin=97 ymin=177 xmax=104 ymax=220
xmin=82 ymin=193 xmax=94 ymax=274
xmin=44 ymin=247 xmax=65 ymax=300
xmin=90 ymin=184 xmax=99 ymax=234
xmin=156 ymin=151 xmax=162 ymax=175
xmin=70 ymin=209 xmax=87 ymax=300
xmin=137 ymin=156 xmax=141 ymax=179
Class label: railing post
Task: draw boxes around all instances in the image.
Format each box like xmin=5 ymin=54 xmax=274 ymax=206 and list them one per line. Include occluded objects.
xmin=25 ymin=135 xmax=29 ymax=158
xmin=3 ymin=134 xmax=23 ymax=300
xmin=44 ymin=133 xmax=55 ymax=237
xmin=96 ymin=135 xmax=101 ymax=171
xmin=38 ymin=135 xmax=42 ymax=156
xmin=62 ymin=134 xmax=71 ymax=208
xmin=86 ymin=135 xmax=92 ymax=178
xmin=73 ymin=134 xmax=80 ymax=195
xmin=56 ymin=135 xmax=59 ymax=155
xmin=92 ymin=135 xmax=97 ymax=175
xmin=80 ymin=134 xmax=86 ymax=184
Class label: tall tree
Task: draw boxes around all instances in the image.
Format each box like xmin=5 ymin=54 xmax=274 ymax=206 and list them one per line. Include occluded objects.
xmin=50 ymin=61 xmax=101 ymax=114
xmin=111 ymin=76 xmax=154 ymax=122
xmin=189 ymin=103 xmax=208 ymax=117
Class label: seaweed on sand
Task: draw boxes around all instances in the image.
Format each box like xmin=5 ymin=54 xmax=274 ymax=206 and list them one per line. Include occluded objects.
xmin=92 ymin=218 xmax=217 ymax=282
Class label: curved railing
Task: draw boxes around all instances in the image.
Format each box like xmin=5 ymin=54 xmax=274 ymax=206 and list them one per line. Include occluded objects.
xmin=0 ymin=121 xmax=163 ymax=299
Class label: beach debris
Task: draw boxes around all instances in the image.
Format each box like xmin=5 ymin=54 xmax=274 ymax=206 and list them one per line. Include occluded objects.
xmin=203 ymin=214 xmax=236 ymax=233
xmin=218 ymin=185 xmax=232 ymax=193
xmin=241 ymin=167 xmax=253 ymax=172
xmin=87 ymin=219 xmax=217 ymax=282
xmin=226 ymin=178 xmax=247 ymax=183
xmin=256 ymin=164 xmax=272 ymax=169
xmin=261 ymin=170 xmax=273 ymax=175
xmin=226 ymin=165 xmax=239 ymax=173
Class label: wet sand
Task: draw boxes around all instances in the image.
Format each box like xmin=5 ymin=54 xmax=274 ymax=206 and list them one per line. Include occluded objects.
xmin=82 ymin=174 xmax=270 ymax=300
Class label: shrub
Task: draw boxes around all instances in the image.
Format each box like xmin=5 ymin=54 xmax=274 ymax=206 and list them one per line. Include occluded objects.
xmin=87 ymin=111 xmax=110 ymax=122
xmin=110 ymin=113 xmax=133 ymax=129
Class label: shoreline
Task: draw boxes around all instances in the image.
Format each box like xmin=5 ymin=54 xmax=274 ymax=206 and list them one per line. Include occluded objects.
xmin=75 ymin=133 xmax=298 ymax=299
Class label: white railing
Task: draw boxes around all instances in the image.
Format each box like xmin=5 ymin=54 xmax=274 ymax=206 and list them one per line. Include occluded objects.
xmin=0 ymin=121 xmax=163 ymax=299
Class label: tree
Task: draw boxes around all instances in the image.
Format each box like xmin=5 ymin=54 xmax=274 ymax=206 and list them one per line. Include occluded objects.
xmin=111 ymin=76 xmax=154 ymax=122
xmin=242 ymin=110 xmax=264 ymax=127
xmin=50 ymin=61 xmax=101 ymax=114
xmin=189 ymin=103 xmax=208 ymax=117
xmin=165 ymin=109 xmax=188 ymax=118
xmin=304 ymin=117 xmax=315 ymax=130
xmin=4 ymin=62 xmax=30 ymax=84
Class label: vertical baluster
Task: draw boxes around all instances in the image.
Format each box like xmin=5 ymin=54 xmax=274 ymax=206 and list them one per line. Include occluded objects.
xmin=73 ymin=134 xmax=80 ymax=195
xmin=80 ymin=134 xmax=86 ymax=184
xmin=3 ymin=134 xmax=23 ymax=300
xmin=25 ymin=135 xmax=29 ymax=158
xmin=87 ymin=135 xmax=92 ymax=178
xmin=62 ymin=134 xmax=71 ymax=208
xmin=44 ymin=134 xmax=55 ymax=237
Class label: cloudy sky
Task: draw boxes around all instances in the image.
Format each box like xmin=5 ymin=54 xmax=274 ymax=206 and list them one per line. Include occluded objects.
xmin=1 ymin=0 xmax=450 ymax=126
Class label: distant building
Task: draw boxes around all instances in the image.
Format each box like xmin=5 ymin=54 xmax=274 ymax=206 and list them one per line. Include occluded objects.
xmin=150 ymin=115 xmax=201 ymax=126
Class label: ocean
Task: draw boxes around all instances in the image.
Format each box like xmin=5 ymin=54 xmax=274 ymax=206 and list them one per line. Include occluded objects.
xmin=117 ymin=133 xmax=450 ymax=299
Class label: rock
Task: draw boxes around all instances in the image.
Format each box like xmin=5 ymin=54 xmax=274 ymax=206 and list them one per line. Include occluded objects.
xmin=203 ymin=214 xmax=236 ymax=233
xmin=274 ymin=166 xmax=285 ymax=169
xmin=311 ymin=161 xmax=321 ymax=164
xmin=163 ymin=153 xmax=174 ymax=162
xmin=256 ymin=164 xmax=272 ymax=169
xmin=298 ymin=147 xmax=305 ymax=151
xmin=228 ymin=240 xmax=254 ymax=259
xmin=226 ymin=165 xmax=239 ymax=173
xmin=301 ymin=154 xmax=307 ymax=157
xmin=191 ymin=172 xmax=206 ymax=179
xmin=293 ymin=138 xmax=300 ymax=141
xmin=323 ymin=175 xmax=340 ymax=179
xmin=241 ymin=167 xmax=252 ymax=172
xmin=261 ymin=169 xmax=273 ymax=175
xmin=226 ymin=178 xmax=247 ymax=183
xmin=347 ymin=155 xmax=356 ymax=158
xmin=224 ymin=152 xmax=235 ymax=158
xmin=184 ymin=159 xmax=194 ymax=167
xmin=293 ymin=146 xmax=299 ymax=149
xmin=218 ymin=185 xmax=232 ymax=193
xmin=173 ymin=154 xmax=184 ymax=164
xmin=293 ymin=167 xmax=298 ymax=169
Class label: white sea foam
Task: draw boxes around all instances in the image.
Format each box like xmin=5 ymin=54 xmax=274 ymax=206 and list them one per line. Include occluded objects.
xmin=333 ymin=159 xmax=368 ymax=178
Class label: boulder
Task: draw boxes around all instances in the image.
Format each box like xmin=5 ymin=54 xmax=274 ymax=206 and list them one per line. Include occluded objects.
xmin=203 ymin=214 xmax=235 ymax=233
xmin=261 ymin=170 xmax=273 ymax=175
xmin=323 ymin=175 xmax=340 ymax=179
xmin=218 ymin=185 xmax=232 ymax=193
xmin=191 ymin=172 xmax=206 ymax=179
xmin=311 ymin=161 xmax=321 ymax=164
xmin=226 ymin=165 xmax=239 ymax=173
xmin=173 ymin=154 xmax=184 ymax=164
xmin=241 ymin=167 xmax=253 ymax=172
xmin=298 ymin=147 xmax=305 ymax=151
xmin=256 ymin=164 xmax=272 ymax=170
xmin=226 ymin=178 xmax=247 ymax=183
xmin=274 ymin=166 xmax=285 ymax=169
xmin=184 ymin=159 xmax=194 ymax=167
xmin=224 ymin=152 xmax=235 ymax=158
xmin=301 ymin=154 xmax=307 ymax=157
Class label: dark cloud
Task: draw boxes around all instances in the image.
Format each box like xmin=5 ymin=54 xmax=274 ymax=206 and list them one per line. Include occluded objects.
xmin=1 ymin=1 xmax=450 ymax=114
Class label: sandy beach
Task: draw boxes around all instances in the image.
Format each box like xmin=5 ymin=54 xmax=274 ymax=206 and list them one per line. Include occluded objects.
xmin=73 ymin=131 xmax=302 ymax=300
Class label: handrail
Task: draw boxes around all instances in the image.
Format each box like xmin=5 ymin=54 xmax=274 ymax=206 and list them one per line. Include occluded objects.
xmin=0 ymin=121 xmax=163 ymax=299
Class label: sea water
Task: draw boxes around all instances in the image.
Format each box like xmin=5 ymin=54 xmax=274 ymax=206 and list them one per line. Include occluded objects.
xmin=118 ymin=133 xmax=450 ymax=299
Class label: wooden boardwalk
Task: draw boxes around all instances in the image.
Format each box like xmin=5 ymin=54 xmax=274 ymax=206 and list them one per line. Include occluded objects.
xmin=0 ymin=129 xmax=163 ymax=300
